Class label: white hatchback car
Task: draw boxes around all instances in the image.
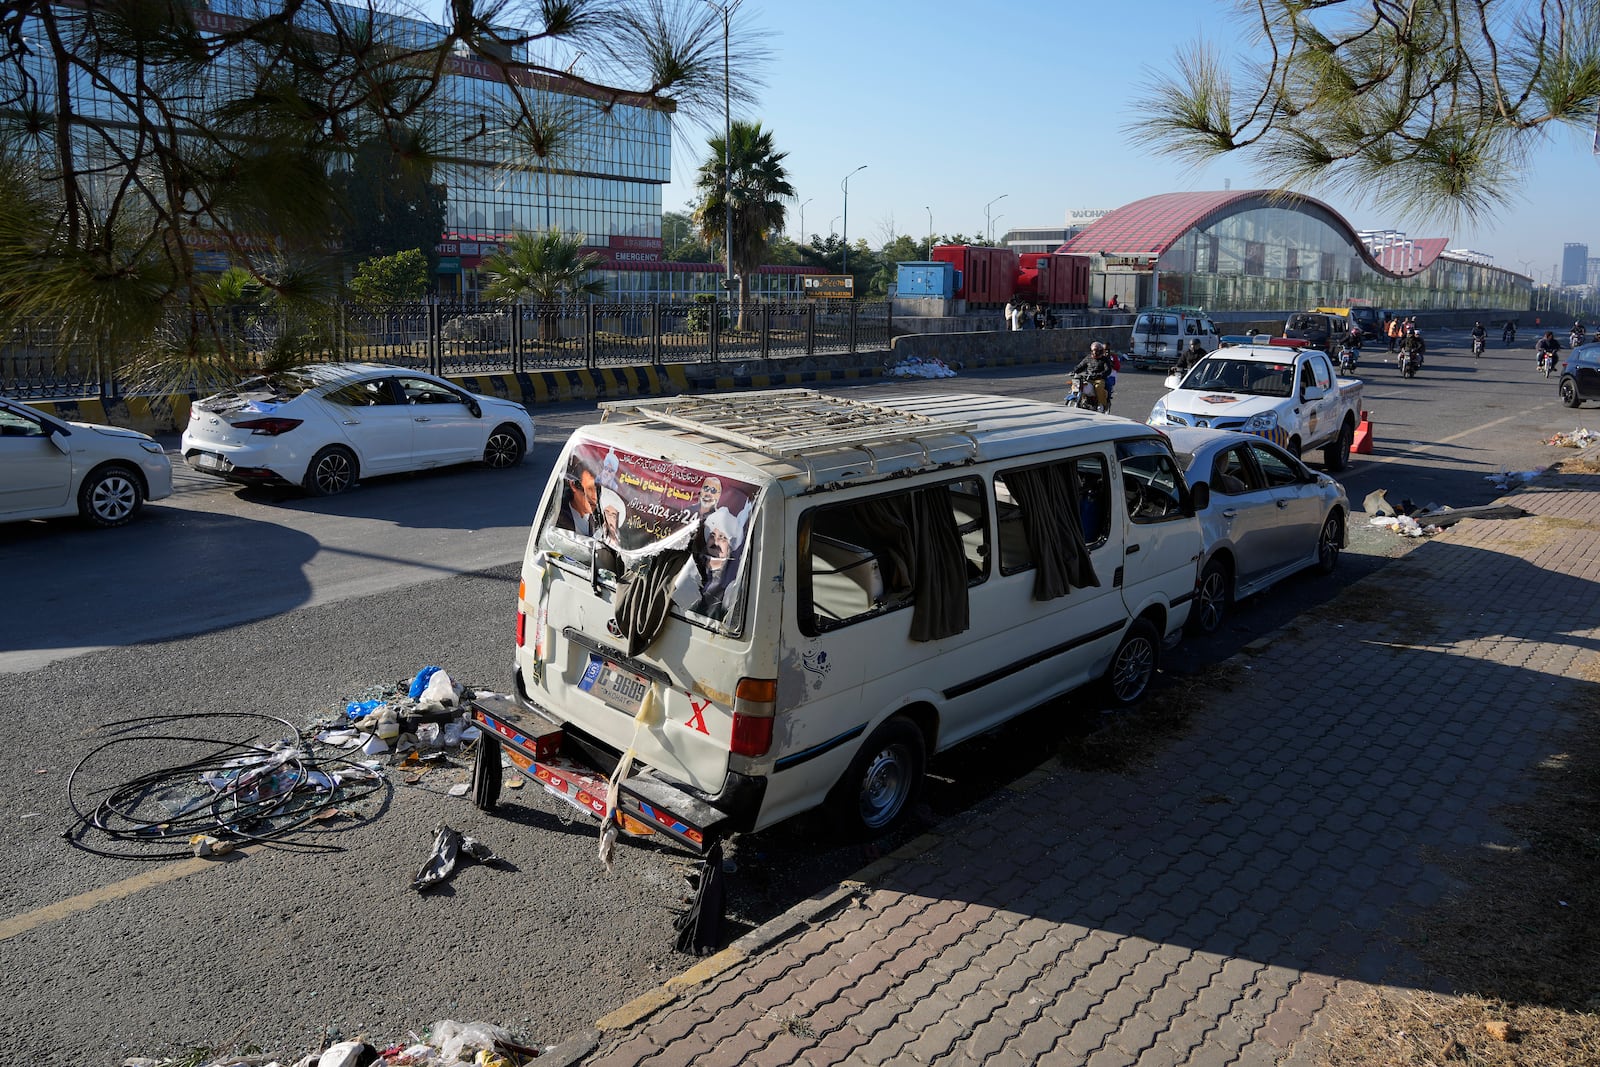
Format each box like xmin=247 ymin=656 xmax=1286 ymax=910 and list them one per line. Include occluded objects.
xmin=1164 ymin=427 xmax=1349 ymax=635
xmin=181 ymin=362 xmax=535 ymax=495
xmin=0 ymin=395 xmax=173 ymax=527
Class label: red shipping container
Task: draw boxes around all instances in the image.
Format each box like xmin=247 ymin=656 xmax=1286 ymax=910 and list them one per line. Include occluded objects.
xmin=931 ymin=245 xmax=1016 ymax=307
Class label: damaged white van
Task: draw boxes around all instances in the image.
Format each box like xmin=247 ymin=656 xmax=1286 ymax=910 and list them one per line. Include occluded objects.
xmin=471 ymin=390 xmax=1205 ymax=855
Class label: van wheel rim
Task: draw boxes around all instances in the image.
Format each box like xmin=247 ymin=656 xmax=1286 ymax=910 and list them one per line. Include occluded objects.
xmin=1112 ymin=638 xmax=1154 ymax=701
xmin=859 ymin=744 xmax=912 ymax=829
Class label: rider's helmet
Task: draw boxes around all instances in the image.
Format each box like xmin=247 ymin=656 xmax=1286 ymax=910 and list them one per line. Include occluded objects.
xmin=1474 ymin=321 xmax=1482 ymax=328
xmin=1090 ymin=341 xmax=1107 ymax=355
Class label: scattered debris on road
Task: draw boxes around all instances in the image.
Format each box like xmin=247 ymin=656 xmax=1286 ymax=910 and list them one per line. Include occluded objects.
xmin=1546 ymin=427 xmax=1597 ymax=448
xmin=411 ymin=823 xmax=499 ymax=891
xmin=886 ymin=355 xmax=957 ymax=378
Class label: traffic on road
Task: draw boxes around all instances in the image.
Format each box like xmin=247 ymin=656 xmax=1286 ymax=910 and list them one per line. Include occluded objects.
xmin=0 ymin=324 xmax=1592 ymax=1061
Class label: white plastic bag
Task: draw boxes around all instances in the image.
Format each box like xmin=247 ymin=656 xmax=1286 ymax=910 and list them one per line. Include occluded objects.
xmin=430 ymin=1019 xmax=511 ymax=1062
xmin=419 ymin=668 xmax=461 ymax=710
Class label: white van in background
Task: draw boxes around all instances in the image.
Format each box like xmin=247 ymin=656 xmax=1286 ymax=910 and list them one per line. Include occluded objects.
xmin=474 ymin=390 xmax=1207 ymax=856
xmin=1130 ymin=306 xmax=1221 ymax=370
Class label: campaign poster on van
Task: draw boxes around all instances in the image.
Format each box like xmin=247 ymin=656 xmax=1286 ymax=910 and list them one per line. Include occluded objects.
xmin=554 ymin=442 xmax=757 ymax=551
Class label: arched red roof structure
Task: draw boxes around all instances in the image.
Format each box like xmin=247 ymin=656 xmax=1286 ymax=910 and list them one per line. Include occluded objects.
xmin=1059 ymin=190 xmax=1449 ymax=279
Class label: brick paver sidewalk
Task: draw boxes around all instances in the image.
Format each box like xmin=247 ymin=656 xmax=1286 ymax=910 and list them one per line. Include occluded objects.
xmin=560 ymin=470 xmax=1600 ymax=1067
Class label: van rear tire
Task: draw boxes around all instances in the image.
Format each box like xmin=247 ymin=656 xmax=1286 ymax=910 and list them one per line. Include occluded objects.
xmin=829 ymin=717 xmax=925 ymax=838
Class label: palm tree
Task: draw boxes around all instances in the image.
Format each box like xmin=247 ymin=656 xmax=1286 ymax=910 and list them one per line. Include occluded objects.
xmin=692 ymin=121 xmax=794 ymax=329
xmin=482 ymin=229 xmax=607 ymax=341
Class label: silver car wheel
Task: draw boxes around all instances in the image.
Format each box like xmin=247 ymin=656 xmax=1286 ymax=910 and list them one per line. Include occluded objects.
xmin=483 ymin=426 xmax=524 ymax=469
xmin=82 ymin=467 xmax=142 ymax=527
xmin=304 ymin=447 xmax=357 ymax=496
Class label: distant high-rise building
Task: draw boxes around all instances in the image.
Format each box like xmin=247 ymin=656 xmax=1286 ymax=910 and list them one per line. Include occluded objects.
xmin=1563 ymin=242 xmax=1589 ymax=286
xmin=1589 ymin=256 xmax=1600 ymax=289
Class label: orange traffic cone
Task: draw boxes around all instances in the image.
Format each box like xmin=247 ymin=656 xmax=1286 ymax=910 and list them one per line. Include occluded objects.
xmin=1352 ymin=410 xmax=1374 ymax=454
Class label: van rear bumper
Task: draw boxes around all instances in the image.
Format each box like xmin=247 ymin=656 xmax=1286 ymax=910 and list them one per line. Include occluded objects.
xmin=489 ymin=668 xmax=765 ymax=846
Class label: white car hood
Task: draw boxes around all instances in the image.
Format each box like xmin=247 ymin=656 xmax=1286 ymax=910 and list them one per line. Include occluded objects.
xmin=1163 ymin=389 xmax=1280 ymax=419
xmin=81 ymin=422 xmax=157 ymax=443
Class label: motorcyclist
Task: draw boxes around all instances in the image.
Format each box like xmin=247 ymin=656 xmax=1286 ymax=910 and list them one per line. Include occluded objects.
xmin=1502 ymin=320 xmax=1516 ymax=345
xmin=1399 ymin=329 xmax=1426 ymax=369
xmin=1073 ymin=342 xmax=1114 ymax=411
xmin=1470 ymin=321 xmax=1486 ymax=352
xmin=1571 ymin=322 xmax=1587 ymax=347
xmin=1174 ymin=338 xmax=1206 ymax=374
xmin=1536 ymin=330 xmax=1561 ymax=370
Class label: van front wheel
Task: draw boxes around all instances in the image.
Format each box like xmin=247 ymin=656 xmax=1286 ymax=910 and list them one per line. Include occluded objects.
xmin=830 ymin=717 xmax=925 ymax=838
xmin=1104 ymin=619 xmax=1160 ymax=707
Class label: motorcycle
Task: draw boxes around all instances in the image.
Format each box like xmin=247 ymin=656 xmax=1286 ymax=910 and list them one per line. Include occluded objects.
xmin=1064 ymin=372 xmax=1110 ymax=412
xmin=1571 ymin=330 xmax=1587 ymax=350
xmin=1503 ymin=326 xmax=1516 ymax=346
xmin=1472 ymin=336 xmax=1486 ymax=358
xmin=1337 ymin=344 xmax=1360 ymax=373
xmin=1540 ymin=350 xmax=1558 ymax=378
xmin=1399 ymin=349 xmax=1421 ymax=378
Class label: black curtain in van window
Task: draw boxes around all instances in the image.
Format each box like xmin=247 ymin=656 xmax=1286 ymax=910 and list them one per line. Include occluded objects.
xmin=851 ymin=489 xmax=970 ymax=642
xmin=907 ymin=486 xmax=970 ymax=642
xmin=1004 ymin=464 xmax=1099 ymax=601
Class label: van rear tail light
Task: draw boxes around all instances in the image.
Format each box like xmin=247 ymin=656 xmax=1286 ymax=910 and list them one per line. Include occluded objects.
xmin=516 ymin=579 xmax=527 ymax=647
xmin=730 ymin=677 xmax=777 ymax=757
xmin=230 ymin=417 xmax=303 ymax=436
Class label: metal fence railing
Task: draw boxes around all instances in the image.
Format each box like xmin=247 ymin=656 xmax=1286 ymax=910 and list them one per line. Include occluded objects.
xmin=1 ymin=299 xmax=894 ymax=401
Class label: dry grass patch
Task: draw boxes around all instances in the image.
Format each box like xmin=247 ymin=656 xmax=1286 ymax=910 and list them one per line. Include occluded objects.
xmin=1316 ymin=689 xmax=1600 ymax=1065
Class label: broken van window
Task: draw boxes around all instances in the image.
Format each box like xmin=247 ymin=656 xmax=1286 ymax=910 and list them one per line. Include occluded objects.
xmin=537 ymin=441 xmax=761 ymax=633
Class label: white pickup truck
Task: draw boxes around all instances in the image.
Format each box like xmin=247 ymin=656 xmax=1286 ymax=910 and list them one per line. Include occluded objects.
xmin=1146 ymin=343 xmax=1364 ymax=471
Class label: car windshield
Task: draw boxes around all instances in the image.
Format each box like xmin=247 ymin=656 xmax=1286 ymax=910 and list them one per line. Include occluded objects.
xmin=1180 ymin=358 xmax=1295 ymax=398
xmin=1287 ymin=314 xmax=1321 ymax=331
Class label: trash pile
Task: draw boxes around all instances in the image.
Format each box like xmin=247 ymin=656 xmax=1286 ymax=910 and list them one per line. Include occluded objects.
xmin=319 ymin=666 xmax=482 ymax=758
xmin=1546 ymin=427 xmax=1597 ymax=449
xmin=125 ymin=1018 xmax=545 ymax=1066
xmin=65 ymin=668 xmax=486 ymax=860
xmin=887 ymin=355 xmax=958 ymax=379
xmin=1486 ymin=468 xmax=1545 ymax=491
xmin=1361 ymin=489 xmax=1444 ymax=537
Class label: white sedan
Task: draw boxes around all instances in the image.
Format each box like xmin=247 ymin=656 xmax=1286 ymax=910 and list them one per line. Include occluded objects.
xmin=0 ymin=395 xmax=173 ymax=527
xmin=1164 ymin=427 xmax=1349 ymax=636
xmin=181 ymin=362 xmax=535 ymax=495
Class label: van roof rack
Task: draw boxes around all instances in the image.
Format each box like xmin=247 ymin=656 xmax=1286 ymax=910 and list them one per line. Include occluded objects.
xmin=599 ymin=389 xmax=978 ymax=486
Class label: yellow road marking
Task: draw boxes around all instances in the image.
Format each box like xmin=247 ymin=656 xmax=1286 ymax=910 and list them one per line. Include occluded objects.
xmin=0 ymin=852 xmax=244 ymax=942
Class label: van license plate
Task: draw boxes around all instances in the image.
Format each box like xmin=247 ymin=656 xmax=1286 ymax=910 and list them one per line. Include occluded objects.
xmin=578 ymin=654 xmax=650 ymax=715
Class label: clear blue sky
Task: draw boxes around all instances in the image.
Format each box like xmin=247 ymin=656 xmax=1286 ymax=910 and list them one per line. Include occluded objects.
xmin=658 ymin=0 xmax=1597 ymax=282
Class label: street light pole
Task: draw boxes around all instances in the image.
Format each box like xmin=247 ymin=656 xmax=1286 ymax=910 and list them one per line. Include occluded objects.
xmin=925 ymin=205 xmax=933 ymax=260
xmin=705 ymin=0 xmax=740 ymax=306
xmin=985 ymin=193 xmax=1008 ymax=245
xmin=841 ymin=164 xmax=866 ymax=277
xmin=799 ymin=197 xmax=813 ymax=245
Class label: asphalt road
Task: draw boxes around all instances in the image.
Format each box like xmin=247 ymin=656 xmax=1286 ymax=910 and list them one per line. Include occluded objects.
xmin=0 ymin=328 xmax=1586 ymax=1062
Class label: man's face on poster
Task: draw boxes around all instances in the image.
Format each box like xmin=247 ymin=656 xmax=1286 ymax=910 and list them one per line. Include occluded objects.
xmin=699 ymin=478 xmax=721 ymax=513
xmin=706 ymin=526 xmax=733 ymax=565
xmin=573 ymin=469 xmax=597 ymax=516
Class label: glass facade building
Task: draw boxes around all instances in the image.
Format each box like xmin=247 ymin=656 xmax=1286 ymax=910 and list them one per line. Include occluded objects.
xmin=11 ymin=1 xmax=814 ymax=301
xmin=1064 ymin=191 xmax=1531 ymax=312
